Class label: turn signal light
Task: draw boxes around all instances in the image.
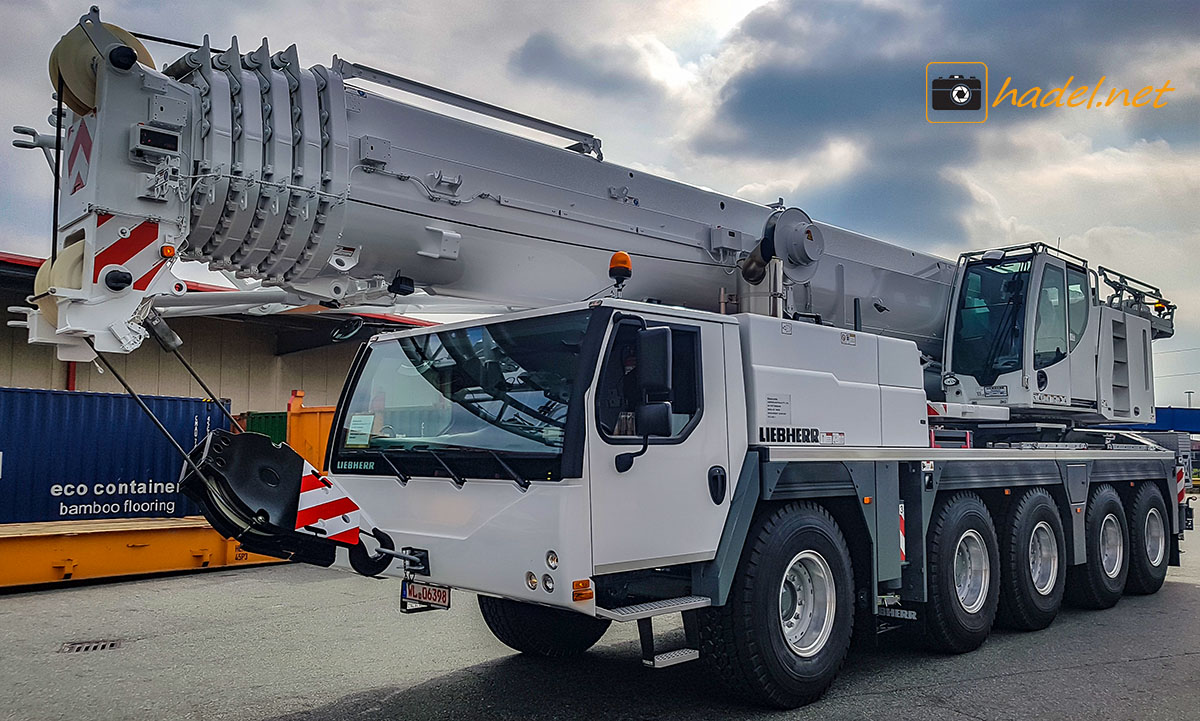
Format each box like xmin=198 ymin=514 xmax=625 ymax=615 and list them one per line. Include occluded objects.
xmin=572 ymin=579 xmax=591 ymax=591
xmin=572 ymin=588 xmax=595 ymax=602
xmin=161 ymin=245 xmax=176 ymax=258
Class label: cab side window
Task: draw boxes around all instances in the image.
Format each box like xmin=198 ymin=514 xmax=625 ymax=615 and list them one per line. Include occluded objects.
xmin=595 ymin=321 xmax=702 ymax=440
xmin=1033 ymin=264 xmax=1068 ymax=369
xmin=1066 ymin=267 xmax=1089 ymax=351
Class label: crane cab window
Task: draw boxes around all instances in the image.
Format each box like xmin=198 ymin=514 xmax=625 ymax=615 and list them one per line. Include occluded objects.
xmin=951 ymin=258 xmax=1030 ymax=385
xmin=1066 ymin=267 xmax=1090 ymax=351
xmin=595 ymin=321 xmax=702 ymax=441
xmin=1034 ymin=264 xmax=1068 ymax=369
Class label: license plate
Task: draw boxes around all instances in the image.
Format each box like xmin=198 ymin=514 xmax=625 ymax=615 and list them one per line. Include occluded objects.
xmin=402 ymin=579 xmax=451 ymax=610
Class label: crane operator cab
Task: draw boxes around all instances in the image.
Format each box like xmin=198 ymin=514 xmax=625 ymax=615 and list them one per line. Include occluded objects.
xmin=942 ymin=243 xmax=1174 ymax=424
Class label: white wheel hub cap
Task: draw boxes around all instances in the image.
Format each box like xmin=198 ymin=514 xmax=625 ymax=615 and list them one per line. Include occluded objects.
xmin=954 ymin=529 xmax=989 ymax=614
xmin=1145 ymin=507 xmax=1165 ymax=567
xmin=1099 ymin=512 xmax=1123 ymax=579
xmin=1028 ymin=520 xmax=1059 ymax=596
xmin=779 ymin=549 xmax=836 ymax=657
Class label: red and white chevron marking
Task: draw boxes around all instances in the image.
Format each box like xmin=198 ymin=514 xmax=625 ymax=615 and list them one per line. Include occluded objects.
xmin=295 ymin=462 xmax=361 ymax=546
xmin=66 ymin=116 xmax=93 ymax=195
xmin=91 ymin=214 xmax=168 ymax=290
xmin=899 ymin=502 xmax=907 ymax=562
xmin=1177 ymin=466 xmax=1187 ymax=504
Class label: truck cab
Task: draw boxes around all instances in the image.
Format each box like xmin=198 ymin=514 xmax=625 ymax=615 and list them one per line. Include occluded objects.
xmin=325 ymin=300 xmax=743 ymax=608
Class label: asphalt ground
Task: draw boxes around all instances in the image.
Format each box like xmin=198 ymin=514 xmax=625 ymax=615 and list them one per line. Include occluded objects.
xmin=2 ymin=524 xmax=1198 ymax=720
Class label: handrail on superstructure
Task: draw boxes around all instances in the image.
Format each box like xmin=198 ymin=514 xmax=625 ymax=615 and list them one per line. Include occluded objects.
xmin=331 ymin=57 xmax=603 ymax=161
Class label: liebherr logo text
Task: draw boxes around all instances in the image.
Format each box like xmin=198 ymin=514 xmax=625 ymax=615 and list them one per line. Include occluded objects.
xmin=759 ymin=427 xmax=820 ymax=444
xmin=877 ymin=606 xmax=917 ymax=621
xmin=336 ymin=460 xmax=376 ymax=471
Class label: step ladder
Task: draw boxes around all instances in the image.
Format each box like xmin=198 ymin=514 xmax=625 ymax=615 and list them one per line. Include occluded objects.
xmin=596 ymin=595 xmax=710 ymax=668
xmin=1110 ymin=316 xmax=1131 ymax=417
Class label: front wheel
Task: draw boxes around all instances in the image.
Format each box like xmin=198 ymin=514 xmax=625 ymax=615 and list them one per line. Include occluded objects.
xmin=699 ymin=502 xmax=855 ymax=709
xmin=477 ymin=596 xmax=611 ymax=658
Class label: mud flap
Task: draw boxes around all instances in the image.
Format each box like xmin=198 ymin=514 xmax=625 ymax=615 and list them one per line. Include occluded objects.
xmin=180 ymin=429 xmax=368 ymax=567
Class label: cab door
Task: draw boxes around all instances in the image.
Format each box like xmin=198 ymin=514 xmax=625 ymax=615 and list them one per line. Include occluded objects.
xmin=586 ymin=314 xmax=730 ymax=574
xmin=1027 ymin=257 xmax=1072 ymax=408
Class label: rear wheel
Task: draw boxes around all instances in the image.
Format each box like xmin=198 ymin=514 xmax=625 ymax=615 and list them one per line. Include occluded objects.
xmin=478 ymin=595 xmax=611 ymax=658
xmin=997 ymin=488 xmax=1066 ymax=631
xmin=925 ymin=492 xmax=1000 ymax=653
xmin=699 ymin=502 xmax=854 ymax=709
xmin=1125 ymin=482 xmax=1169 ymax=595
xmin=1065 ymin=484 xmax=1128 ymax=609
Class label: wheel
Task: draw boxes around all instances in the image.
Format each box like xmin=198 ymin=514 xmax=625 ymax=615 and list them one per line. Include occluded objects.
xmin=477 ymin=595 xmax=610 ymax=658
xmin=1125 ymin=482 xmax=1169 ymax=595
xmin=925 ymin=492 xmax=1000 ymax=653
xmin=1065 ymin=484 xmax=1129 ymax=609
xmin=996 ymin=488 xmax=1066 ymax=630
xmin=699 ymin=502 xmax=854 ymax=709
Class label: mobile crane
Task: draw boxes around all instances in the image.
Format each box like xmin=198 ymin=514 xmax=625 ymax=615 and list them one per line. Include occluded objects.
xmin=11 ymin=8 xmax=1191 ymax=708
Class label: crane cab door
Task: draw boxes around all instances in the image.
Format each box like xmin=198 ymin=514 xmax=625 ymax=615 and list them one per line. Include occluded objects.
xmin=586 ymin=314 xmax=731 ymax=575
xmin=1026 ymin=255 xmax=1095 ymax=411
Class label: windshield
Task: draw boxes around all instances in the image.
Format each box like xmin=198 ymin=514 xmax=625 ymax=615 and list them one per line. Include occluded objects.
xmin=333 ymin=309 xmax=592 ymax=480
xmin=951 ymin=258 xmax=1031 ymax=386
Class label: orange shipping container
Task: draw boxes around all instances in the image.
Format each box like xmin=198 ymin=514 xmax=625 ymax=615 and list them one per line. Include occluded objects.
xmin=286 ymin=390 xmax=336 ymax=472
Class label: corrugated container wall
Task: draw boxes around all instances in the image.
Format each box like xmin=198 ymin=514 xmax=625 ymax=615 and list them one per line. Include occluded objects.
xmin=0 ymin=387 xmax=228 ymax=524
xmin=245 ymin=411 xmax=288 ymax=445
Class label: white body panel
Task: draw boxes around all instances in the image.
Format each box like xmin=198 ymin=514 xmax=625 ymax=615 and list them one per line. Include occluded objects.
xmin=586 ymin=311 xmax=735 ymax=574
xmin=738 ymin=314 xmax=928 ymax=448
xmin=335 ymin=473 xmax=596 ymax=612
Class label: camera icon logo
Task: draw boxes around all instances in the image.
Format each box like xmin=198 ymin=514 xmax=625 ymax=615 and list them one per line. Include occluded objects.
xmin=932 ymin=75 xmax=982 ymax=110
xmin=926 ymin=62 xmax=988 ymax=123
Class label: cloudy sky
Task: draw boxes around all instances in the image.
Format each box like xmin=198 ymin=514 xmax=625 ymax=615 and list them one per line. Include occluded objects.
xmin=1 ymin=0 xmax=1197 ymax=404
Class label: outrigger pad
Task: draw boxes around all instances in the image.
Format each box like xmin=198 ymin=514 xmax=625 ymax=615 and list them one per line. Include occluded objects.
xmin=180 ymin=429 xmax=336 ymax=567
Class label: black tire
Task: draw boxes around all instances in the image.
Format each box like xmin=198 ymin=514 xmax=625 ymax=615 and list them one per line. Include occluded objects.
xmin=1065 ymin=484 xmax=1129 ymax=609
xmin=996 ymin=488 xmax=1066 ymax=631
xmin=925 ymin=492 xmax=1000 ymax=653
xmin=699 ymin=502 xmax=854 ymax=709
xmin=477 ymin=595 xmax=610 ymax=658
xmin=1125 ymin=483 xmax=1169 ymax=595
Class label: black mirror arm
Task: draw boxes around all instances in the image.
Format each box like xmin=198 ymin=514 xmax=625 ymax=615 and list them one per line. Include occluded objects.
xmin=614 ymin=435 xmax=650 ymax=473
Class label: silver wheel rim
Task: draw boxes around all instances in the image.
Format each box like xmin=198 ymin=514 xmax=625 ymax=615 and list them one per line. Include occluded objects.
xmin=1145 ymin=507 xmax=1165 ymax=567
xmin=954 ymin=529 xmax=989 ymax=614
xmin=778 ymin=549 xmax=836 ymax=657
xmin=1099 ymin=512 xmax=1123 ymax=579
xmin=1028 ymin=520 xmax=1058 ymax=596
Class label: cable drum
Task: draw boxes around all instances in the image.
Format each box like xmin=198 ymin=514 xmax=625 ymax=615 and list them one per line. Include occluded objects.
xmin=769 ymin=207 xmax=825 ymax=285
xmin=49 ymin=22 xmax=154 ymax=116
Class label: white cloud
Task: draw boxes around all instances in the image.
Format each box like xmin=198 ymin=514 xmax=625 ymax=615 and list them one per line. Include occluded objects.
xmin=733 ymin=137 xmax=868 ymax=203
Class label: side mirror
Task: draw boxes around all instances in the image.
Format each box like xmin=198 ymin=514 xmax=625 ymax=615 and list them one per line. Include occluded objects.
xmin=637 ymin=326 xmax=672 ymax=398
xmin=615 ymin=401 xmax=672 ymax=473
xmin=636 ymin=401 xmax=672 ymax=438
xmin=331 ymin=316 xmax=365 ymax=342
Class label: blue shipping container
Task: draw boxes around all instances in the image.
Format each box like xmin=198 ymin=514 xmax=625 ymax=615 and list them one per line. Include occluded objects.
xmin=0 ymin=387 xmax=229 ymax=524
